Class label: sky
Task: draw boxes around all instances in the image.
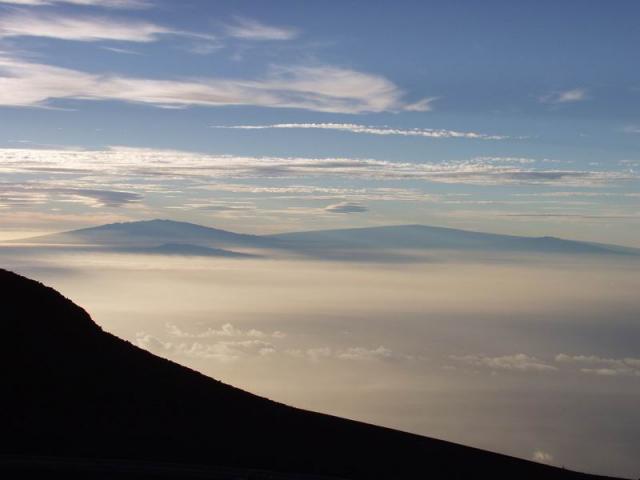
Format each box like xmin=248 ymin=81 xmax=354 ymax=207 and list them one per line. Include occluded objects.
xmin=0 ymin=0 xmax=639 ymax=244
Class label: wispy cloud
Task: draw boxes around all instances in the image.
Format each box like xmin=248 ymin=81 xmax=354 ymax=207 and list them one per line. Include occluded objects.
xmin=100 ymin=46 xmax=141 ymax=55
xmin=0 ymin=55 xmax=419 ymax=113
xmin=540 ymin=88 xmax=588 ymax=104
xmin=403 ymin=97 xmax=436 ymax=112
xmin=183 ymin=41 xmax=222 ymax=55
xmin=0 ymin=183 xmax=141 ymax=208
xmin=623 ymin=125 xmax=640 ymax=135
xmin=0 ymin=12 xmax=190 ymax=42
xmin=213 ymin=123 xmax=510 ymax=140
xmin=286 ymin=345 xmax=406 ymax=363
xmin=194 ymin=184 xmax=443 ymax=203
xmin=555 ymin=354 xmax=640 ymax=377
xmin=0 ymin=0 xmax=151 ymax=8
xmin=500 ymin=213 xmax=638 ymax=220
xmin=225 ymin=17 xmax=298 ymax=41
xmin=336 ymin=346 xmax=396 ymax=361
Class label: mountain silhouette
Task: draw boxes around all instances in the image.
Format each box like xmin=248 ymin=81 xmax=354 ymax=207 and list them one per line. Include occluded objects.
xmin=14 ymin=219 xmax=638 ymax=259
xmin=21 ymin=219 xmax=272 ymax=249
xmin=1 ymin=269 xmax=623 ymax=479
xmin=268 ymin=224 xmax=636 ymax=255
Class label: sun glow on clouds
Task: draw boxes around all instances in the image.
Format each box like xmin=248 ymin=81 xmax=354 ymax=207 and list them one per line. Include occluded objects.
xmin=2 ymin=144 xmax=637 ymax=242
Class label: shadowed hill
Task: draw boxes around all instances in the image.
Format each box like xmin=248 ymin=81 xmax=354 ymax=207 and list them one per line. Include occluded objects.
xmin=0 ymin=269 xmax=624 ymax=480
xmin=20 ymin=219 xmax=272 ymax=249
xmin=268 ymin=224 xmax=635 ymax=255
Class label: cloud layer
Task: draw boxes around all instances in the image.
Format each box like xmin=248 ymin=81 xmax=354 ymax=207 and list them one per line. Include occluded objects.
xmin=1 ymin=146 xmax=633 ymax=187
xmin=451 ymin=354 xmax=558 ymax=372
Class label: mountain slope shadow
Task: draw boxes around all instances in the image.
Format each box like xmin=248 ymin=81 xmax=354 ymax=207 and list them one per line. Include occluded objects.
xmin=0 ymin=269 xmax=623 ymax=480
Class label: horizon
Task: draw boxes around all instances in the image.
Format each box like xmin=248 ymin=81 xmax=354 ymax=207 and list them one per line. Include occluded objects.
xmin=6 ymin=217 xmax=640 ymax=250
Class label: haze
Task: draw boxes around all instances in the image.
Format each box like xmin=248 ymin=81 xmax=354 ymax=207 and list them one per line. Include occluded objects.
xmin=2 ymin=244 xmax=639 ymax=477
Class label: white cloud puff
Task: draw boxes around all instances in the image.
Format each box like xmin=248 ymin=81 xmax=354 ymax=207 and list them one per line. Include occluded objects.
xmin=135 ymin=331 xmax=277 ymax=363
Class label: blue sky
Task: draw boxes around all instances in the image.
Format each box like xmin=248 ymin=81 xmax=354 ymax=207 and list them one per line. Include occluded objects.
xmin=0 ymin=0 xmax=638 ymax=245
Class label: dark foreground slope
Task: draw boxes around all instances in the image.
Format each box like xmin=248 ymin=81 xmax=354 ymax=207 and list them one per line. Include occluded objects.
xmin=0 ymin=269 xmax=622 ymax=480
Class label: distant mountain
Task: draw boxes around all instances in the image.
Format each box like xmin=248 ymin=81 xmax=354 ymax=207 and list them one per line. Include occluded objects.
xmin=1 ymin=269 xmax=620 ymax=480
xmin=268 ymin=224 xmax=638 ymax=256
xmin=12 ymin=219 xmax=639 ymax=259
xmin=22 ymin=219 xmax=271 ymax=249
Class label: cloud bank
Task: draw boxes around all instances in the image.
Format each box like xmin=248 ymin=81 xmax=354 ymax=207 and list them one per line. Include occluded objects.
xmin=0 ymin=12 xmax=174 ymax=42
xmin=1 ymin=146 xmax=633 ymax=187
xmin=451 ymin=354 xmax=558 ymax=372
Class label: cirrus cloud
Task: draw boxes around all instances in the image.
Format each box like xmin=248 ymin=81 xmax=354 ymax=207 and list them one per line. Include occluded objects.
xmin=540 ymin=88 xmax=588 ymax=104
xmin=0 ymin=0 xmax=150 ymax=8
xmin=0 ymin=55 xmax=424 ymax=113
xmin=0 ymin=12 xmax=174 ymax=42
xmin=225 ymin=17 xmax=298 ymax=41
xmin=213 ymin=123 xmax=509 ymax=140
